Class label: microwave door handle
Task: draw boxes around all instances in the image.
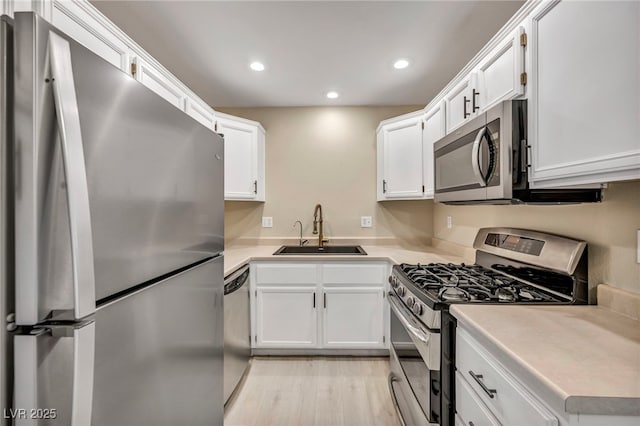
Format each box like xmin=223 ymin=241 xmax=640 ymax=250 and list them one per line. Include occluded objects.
xmin=471 ymin=126 xmax=488 ymax=187
xmin=49 ymin=31 xmax=96 ymax=320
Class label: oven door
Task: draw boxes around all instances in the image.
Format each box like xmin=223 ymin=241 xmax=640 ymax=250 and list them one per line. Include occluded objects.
xmin=388 ymin=293 xmax=440 ymax=426
xmin=434 ymin=103 xmax=508 ymax=204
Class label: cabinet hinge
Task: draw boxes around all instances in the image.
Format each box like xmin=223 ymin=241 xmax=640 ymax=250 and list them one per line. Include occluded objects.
xmin=520 ymin=72 xmax=528 ymax=86
xmin=130 ymin=62 xmax=137 ymax=76
xmin=520 ymin=32 xmax=527 ymax=47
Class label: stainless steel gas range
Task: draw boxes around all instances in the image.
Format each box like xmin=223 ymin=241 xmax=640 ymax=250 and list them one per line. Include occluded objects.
xmin=387 ymin=228 xmax=589 ymax=426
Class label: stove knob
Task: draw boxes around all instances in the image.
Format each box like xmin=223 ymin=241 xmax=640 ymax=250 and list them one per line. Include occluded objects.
xmin=388 ymin=275 xmax=394 ymax=286
xmin=406 ymin=297 xmax=415 ymax=308
xmin=397 ymin=286 xmax=406 ymax=297
xmin=412 ymin=303 xmax=423 ymax=316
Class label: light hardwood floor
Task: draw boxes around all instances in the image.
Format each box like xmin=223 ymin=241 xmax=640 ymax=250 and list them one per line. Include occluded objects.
xmin=224 ymin=357 xmax=402 ymax=426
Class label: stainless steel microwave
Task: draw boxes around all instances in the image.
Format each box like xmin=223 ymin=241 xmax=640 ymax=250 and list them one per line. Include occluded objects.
xmin=433 ymin=100 xmax=602 ymax=204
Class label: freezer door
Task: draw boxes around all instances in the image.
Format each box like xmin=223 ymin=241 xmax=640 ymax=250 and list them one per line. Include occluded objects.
xmin=13 ymin=13 xmax=224 ymax=322
xmin=92 ymin=256 xmax=223 ymax=426
xmin=13 ymin=321 xmax=95 ymax=426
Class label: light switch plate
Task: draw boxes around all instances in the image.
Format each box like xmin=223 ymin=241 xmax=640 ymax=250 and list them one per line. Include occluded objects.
xmin=262 ymin=217 xmax=273 ymax=228
xmin=447 ymin=216 xmax=453 ymax=229
xmin=360 ymin=216 xmax=372 ymax=228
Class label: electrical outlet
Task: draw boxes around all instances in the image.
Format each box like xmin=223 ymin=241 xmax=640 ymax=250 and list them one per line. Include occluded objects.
xmin=262 ymin=217 xmax=273 ymax=228
xmin=447 ymin=216 xmax=452 ymax=229
xmin=361 ymin=216 xmax=372 ymax=228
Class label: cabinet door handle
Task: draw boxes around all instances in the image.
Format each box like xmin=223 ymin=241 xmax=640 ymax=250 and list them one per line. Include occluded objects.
xmin=463 ymin=96 xmax=471 ymax=118
xmin=469 ymin=371 xmax=497 ymax=398
xmin=313 ymin=293 xmax=316 ymax=308
xmin=383 ymin=179 xmax=387 ymax=193
xmin=323 ymin=293 xmax=327 ymax=309
xmin=469 ymin=422 xmax=475 ymax=426
xmin=472 ymin=89 xmax=480 ymax=112
xmin=253 ymin=180 xmax=258 ymax=194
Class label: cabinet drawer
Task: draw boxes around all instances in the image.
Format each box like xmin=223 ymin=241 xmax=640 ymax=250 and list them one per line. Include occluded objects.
xmin=254 ymin=264 xmax=317 ymax=284
xmin=322 ymin=263 xmax=386 ymax=284
xmin=455 ymin=373 xmax=501 ymax=426
xmin=456 ymin=328 xmax=558 ymax=426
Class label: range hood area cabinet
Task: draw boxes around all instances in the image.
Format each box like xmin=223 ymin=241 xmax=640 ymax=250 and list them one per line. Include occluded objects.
xmin=216 ymin=112 xmax=266 ymax=201
xmin=444 ymin=26 xmax=526 ymax=134
xmin=376 ymin=103 xmax=445 ymax=201
xmin=526 ymin=0 xmax=640 ymax=188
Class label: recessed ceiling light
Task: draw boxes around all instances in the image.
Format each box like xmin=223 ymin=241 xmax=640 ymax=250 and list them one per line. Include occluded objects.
xmin=393 ymin=59 xmax=410 ymax=70
xmin=326 ymin=91 xmax=339 ymax=99
xmin=250 ymin=61 xmax=265 ymax=71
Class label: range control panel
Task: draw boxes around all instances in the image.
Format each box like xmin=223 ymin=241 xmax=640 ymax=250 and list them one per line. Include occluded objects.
xmin=484 ymin=233 xmax=545 ymax=256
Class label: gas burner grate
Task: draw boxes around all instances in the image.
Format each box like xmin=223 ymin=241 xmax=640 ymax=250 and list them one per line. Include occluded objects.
xmin=397 ymin=263 xmax=567 ymax=303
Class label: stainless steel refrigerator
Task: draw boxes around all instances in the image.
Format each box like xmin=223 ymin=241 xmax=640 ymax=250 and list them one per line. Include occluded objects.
xmin=1 ymin=12 xmax=224 ymax=426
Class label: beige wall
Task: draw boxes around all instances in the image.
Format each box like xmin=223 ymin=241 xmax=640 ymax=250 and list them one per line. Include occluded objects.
xmin=433 ymin=181 xmax=640 ymax=294
xmin=221 ymin=106 xmax=434 ymax=247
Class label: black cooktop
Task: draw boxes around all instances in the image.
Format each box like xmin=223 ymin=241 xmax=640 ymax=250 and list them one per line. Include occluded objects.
xmin=396 ymin=263 xmax=572 ymax=304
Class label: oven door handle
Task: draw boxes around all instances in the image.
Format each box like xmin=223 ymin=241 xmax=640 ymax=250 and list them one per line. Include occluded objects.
xmin=387 ymin=373 xmax=407 ymax=426
xmin=471 ymin=126 xmax=488 ymax=187
xmin=388 ymin=292 xmax=430 ymax=345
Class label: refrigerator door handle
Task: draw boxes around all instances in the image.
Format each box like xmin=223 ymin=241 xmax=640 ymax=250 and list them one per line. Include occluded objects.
xmin=48 ymin=31 xmax=96 ymax=320
xmin=14 ymin=321 xmax=95 ymax=426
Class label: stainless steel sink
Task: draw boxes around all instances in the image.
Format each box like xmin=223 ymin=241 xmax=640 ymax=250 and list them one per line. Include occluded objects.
xmin=273 ymin=245 xmax=367 ymax=255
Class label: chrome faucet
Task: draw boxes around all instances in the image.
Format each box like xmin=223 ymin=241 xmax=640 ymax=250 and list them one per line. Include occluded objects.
xmin=312 ymin=204 xmax=329 ymax=249
xmin=293 ymin=220 xmax=308 ymax=246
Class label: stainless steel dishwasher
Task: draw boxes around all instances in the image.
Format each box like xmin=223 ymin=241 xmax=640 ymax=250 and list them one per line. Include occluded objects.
xmin=223 ymin=264 xmax=251 ymax=404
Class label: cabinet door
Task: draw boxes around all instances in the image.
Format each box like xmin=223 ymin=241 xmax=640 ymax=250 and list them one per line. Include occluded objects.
xmin=444 ymin=74 xmax=476 ymax=133
xmin=132 ymin=56 xmax=186 ymax=110
xmin=380 ymin=117 xmax=424 ymax=199
xmin=322 ymin=287 xmax=385 ymax=349
xmin=255 ymin=287 xmax=317 ymax=348
xmin=529 ymin=0 xmax=640 ymax=187
xmin=422 ymin=101 xmax=446 ymax=198
xmin=476 ymin=26 xmax=524 ymax=112
xmin=50 ymin=0 xmax=130 ymax=71
xmin=184 ymin=97 xmax=215 ymax=130
xmin=218 ymin=117 xmax=260 ymax=200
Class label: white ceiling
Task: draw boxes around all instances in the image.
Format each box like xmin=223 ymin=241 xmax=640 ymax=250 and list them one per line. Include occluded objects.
xmin=91 ymin=1 xmax=524 ymax=108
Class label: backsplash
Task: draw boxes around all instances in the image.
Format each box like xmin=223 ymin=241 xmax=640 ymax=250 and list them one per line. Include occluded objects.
xmin=434 ymin=180 xmax=640 ymax=296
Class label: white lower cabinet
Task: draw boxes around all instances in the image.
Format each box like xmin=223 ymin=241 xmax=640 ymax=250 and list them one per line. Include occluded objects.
xmin=456 ymin=327 xmax=559 ymax=426
xmin=322 ymin=287 xmax=385 ymax=349
xmin=255 ymin=286 xmax=317 ymax=348
xmin=251 ymin=262 xmax=388 ymax=351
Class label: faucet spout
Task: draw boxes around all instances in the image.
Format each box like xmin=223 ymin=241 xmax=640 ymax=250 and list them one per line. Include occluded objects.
xmin=312 ymin=204 xmax=328 ymax=249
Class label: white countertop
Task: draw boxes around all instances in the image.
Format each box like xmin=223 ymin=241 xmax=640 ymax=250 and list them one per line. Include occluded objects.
xmin=451 ymin=304 xmax=640 ymax=416
xmin=223 ymin=244 xmax=464 ymax=276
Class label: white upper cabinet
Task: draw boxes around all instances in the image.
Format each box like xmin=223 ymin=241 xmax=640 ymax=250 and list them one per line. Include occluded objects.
xmin=184 ymin=97 xmax=215 ymax=130
xmin=131 ymin=56 xmax=186 ymax=110
xmin=216 ymin=112 xmax=266 ymax=201
xmin=444 ymin=73 xmax=477 ymax=133
xmin=527 ymin=0 xmax=640 ymax=187
xmin=377 ymin=112 xmax=425 ymax=200
xmin=444 ymin=27 xmax=525 ymax=135
xmin=49 ymin=0 xmax=130 ymax=71
xmin=476 ymin=26 xmax=525 ymax=113
xmin=422 ymin=101 xmax=446 ymax=198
